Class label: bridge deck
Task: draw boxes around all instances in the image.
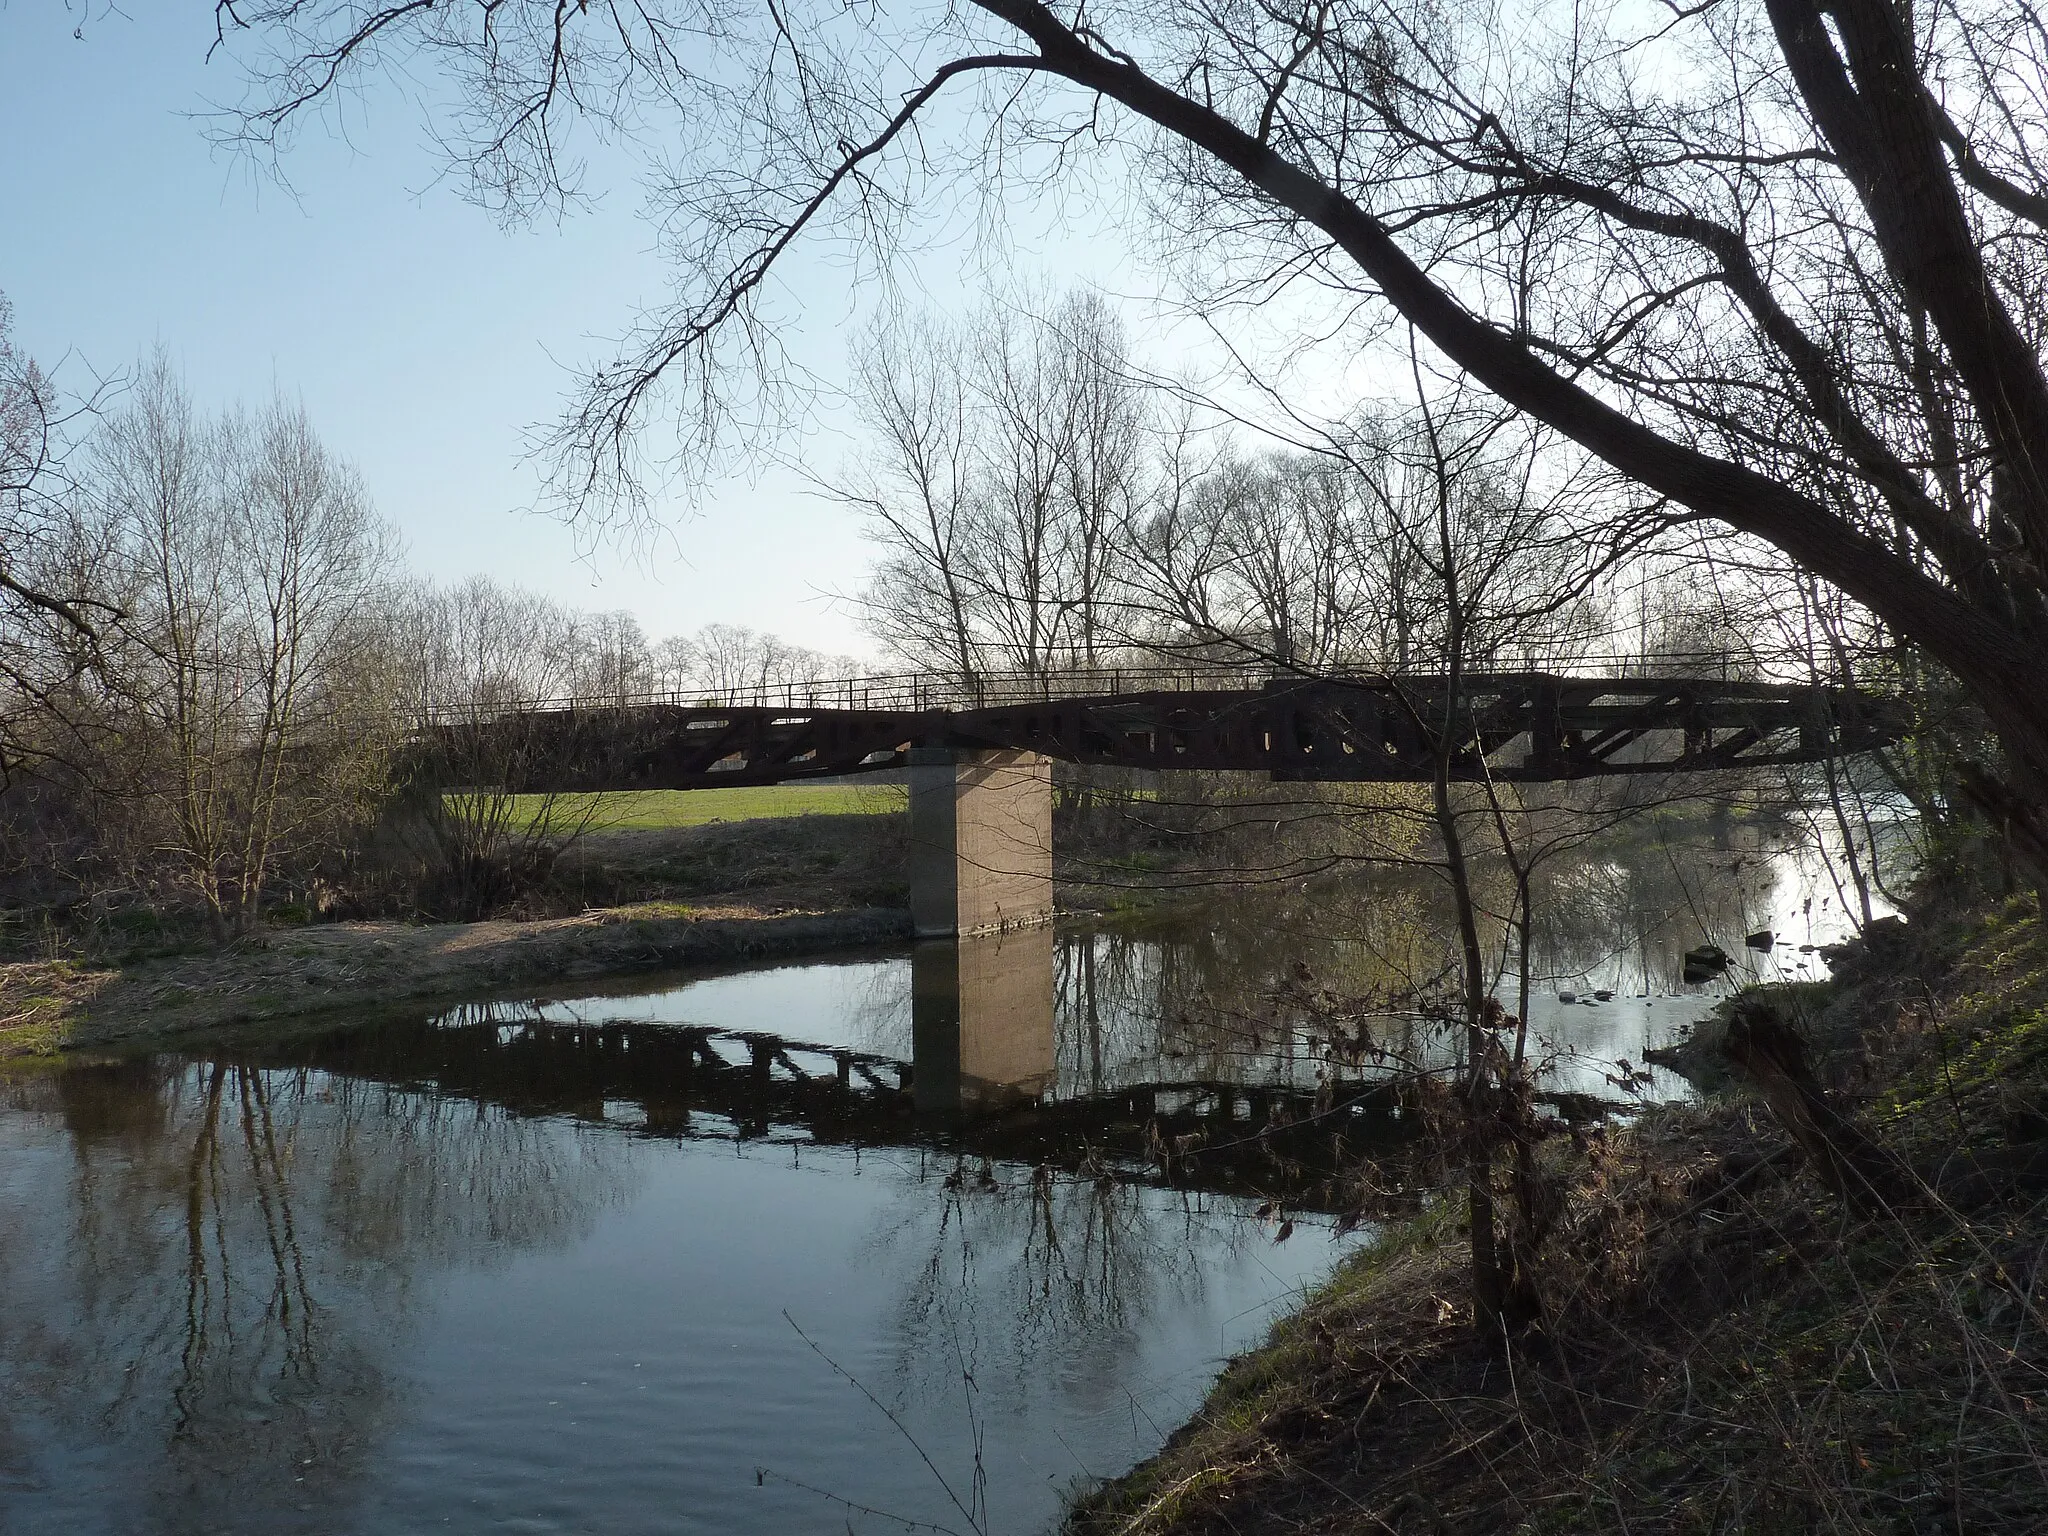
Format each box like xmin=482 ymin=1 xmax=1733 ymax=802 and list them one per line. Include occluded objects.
xmin=421 ymin=671 xmax=1910 ymax=792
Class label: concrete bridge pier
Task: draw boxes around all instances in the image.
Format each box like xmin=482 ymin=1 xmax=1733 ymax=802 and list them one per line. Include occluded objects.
xmin=907 ymin=747 xmax=1055 ymax=938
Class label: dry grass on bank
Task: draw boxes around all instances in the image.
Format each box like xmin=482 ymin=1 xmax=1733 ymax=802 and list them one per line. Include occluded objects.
xmin=558 ymin=808 xmax=909 ymax=913
xmin=1071 ymin=897 xmax=2048 ymax=1535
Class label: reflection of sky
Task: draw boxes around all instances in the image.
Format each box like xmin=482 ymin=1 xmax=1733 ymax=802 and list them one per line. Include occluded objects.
xmin=1515 ymin=995 xmax=1693 ymax=1099
xmin=1543 ymin=839 xmax=1894 ymax=991
xmin=348 ymin=1145 xmax=1343 ymax=1535
xmin=526 ymin=957 xmax=909 ymax=1053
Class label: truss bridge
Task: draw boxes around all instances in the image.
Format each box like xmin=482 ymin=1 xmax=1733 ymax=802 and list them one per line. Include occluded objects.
xmin=415 ymin=665 xmax=1909 ymax=939
xmin=426 ymin=669 xmax=1905 ymax=794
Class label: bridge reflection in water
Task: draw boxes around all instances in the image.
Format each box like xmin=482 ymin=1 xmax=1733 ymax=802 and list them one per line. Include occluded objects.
xmin=213 ymin=928 xmax=1425 ymax=1212
xmin=0 ymin=946 xmax=1362 ymax=1536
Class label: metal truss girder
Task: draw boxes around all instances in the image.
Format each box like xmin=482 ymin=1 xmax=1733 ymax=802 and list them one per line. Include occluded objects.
xmin=416 ymin=674 xmax=1910 ymax=791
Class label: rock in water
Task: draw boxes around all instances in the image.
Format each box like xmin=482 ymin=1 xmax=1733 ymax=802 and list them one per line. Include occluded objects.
xmin=1683 ymin=944 xmax=1731 ymax=984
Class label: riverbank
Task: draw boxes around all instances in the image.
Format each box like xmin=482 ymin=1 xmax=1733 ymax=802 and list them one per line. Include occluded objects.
xmin=0 ymin=900 xmax=913 ymax=1060
xmin=1068 ymin=890 xmax=2048 ymax=1533
xmin=0 ymin=784 xmax=1259 ymax=1062
xmin=0 ymin=782 xmax=1249 ymax=1062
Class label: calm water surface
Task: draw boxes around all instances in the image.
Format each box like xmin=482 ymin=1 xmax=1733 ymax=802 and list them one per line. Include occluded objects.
xmin=0 ymin=957 xmax=1347 ymax=1536
xmin=0 ymin=836 xmax=1882 ymax=1533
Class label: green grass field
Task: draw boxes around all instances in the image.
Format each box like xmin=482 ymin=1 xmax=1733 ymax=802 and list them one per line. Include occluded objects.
xmin=504 ymin=783 xmax=907 ymax=833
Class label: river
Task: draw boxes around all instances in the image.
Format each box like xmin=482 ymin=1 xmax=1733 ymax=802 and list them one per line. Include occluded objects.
xmin=0 ymin=827 xmax=1886 ymax=1534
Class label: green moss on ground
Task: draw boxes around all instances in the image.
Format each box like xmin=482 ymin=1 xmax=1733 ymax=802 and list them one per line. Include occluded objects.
xmin=0 ymin=960 xmax=116 ymax=1059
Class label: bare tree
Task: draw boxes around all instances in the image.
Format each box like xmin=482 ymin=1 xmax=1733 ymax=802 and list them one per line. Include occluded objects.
xmin=570 ymin=609 xmax=655 ymax=706
xmin=649 ymin=631 xmax=702 ymax=695
xmin=843 ymin=290 xmax=1149 ymax=678
xmin=208 ymin=0 xmax=2048 ymax=863
xmin=840 ymin=312 xmax=983 ymax=678
xmin=689 ymin=621 xmax=788 ymax=695
xmin=381 ymin=575 xmax=605 ymax=918
xmin=0 ymin=292 xmax=114 ymax=782
xmin=1121 ymin=402 xmax=1609 ymax=677
xmin=1214 ymin=453 xmax=1373 ymax=671
xmin=680 ymin=621 xmax=853 ymax=696
xmin=91 ymin=353 xmax=401 ymax=935
xmin=392 ymin=574 xmax=590 ymax=717
xmin=1394 ymin=395 xmax=1608 ymax=1338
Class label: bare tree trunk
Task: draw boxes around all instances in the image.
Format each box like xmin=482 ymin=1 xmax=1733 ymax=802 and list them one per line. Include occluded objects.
xmin=1411 ymin=392 xmax=1510 ymax=1343
xmin=1721 ymin=998 xmax=1910 ymax=1216
xmin=1431 ymin=756 xmax=1507 ymax=1340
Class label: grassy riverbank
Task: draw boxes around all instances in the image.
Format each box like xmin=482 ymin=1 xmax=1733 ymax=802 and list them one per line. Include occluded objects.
xmin=499 ymin=782 xmax=907 ymax=831
xmin=1069 ymin=892 xmax=2048 ymax=1533
xmin=0 ymin=774 xmax=1200 ymax=1059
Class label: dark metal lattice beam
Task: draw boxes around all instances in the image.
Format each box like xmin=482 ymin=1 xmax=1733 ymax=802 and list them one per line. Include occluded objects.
xmin=417 ymin=674 xmax=1911 ymax=792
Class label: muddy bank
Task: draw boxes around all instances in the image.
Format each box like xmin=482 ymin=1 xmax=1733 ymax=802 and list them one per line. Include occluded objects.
xmin=0 ymin=902 xmax=912 ymax=1060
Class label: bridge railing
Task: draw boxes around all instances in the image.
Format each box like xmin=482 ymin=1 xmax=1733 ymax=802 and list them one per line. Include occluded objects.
xmin=416 ymin=649 xmax=1773 ymax=726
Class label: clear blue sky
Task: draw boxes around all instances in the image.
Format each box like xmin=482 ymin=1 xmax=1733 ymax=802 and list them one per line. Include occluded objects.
xmin=1 ymin=7 xmax=1354 ymax=658
xmin=0 ymin=6 xmax=987 ymax=657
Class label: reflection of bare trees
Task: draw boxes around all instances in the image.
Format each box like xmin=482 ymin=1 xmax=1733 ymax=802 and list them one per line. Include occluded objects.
xmin=171 ymin=1065 xmax=307 ymax=1437
xmin=1534 ymin=832 xmax=1794 ymax=994
xmin=1050 ymin=891 xmax=1441 ymax=1096
xmin=843 ymin=961 xmax=914 ymax=1061
xmin=1045 ymin=827 xmax=1854 ymax=1109
xmin=0 ymin=1057 xmax=634 ymax=1532
xmin=1055 ymin=931 xmax=1159 ymax=1097
xmin=865 ymin=1164 xmax=1269 ymax=1409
